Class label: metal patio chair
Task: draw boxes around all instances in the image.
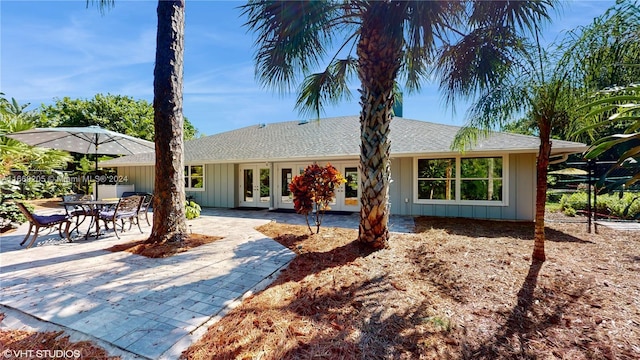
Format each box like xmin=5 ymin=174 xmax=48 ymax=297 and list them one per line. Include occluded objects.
xmin=15 ymin=202 xmax=71 ymax=248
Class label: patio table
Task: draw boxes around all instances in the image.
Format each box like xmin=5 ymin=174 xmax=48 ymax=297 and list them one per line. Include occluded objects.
xmin=61 ymin=199 xmax=119 ymax=239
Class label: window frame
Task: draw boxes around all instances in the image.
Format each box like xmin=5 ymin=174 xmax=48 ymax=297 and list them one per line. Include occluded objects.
xmin=185 ymin=164 xmax=205 ymax=192
xmin=413 ymin=155 xmax=508 ymax=206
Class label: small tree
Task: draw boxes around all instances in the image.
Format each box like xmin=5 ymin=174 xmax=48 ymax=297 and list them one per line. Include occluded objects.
xmin=289 ymin=163 xmax=346 ymax=234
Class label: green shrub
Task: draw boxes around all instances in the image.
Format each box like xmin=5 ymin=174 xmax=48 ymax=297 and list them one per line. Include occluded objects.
xmin=0 ymin=180 xmax=29 ymax=227
xmin=560 ymin=192 xmax=587 ymax=211
xmin=563 ymin=207 xmax=576 ymax=217
xmin=546 ymin=191 xmax=563 ymax=203
xmin=560 ymin=191 xmax=640 ymax=219
xmin=185 ymin=200 xmax=201 ymax=220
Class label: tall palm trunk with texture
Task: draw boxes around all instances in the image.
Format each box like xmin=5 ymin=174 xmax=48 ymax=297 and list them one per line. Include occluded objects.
xmin=148 ymin=0 xmax=188 ymax=244
xmin=356 ymin=4 xmax=403 ymax=248
xmin=533 ymin=118 xmax=552 ymax=262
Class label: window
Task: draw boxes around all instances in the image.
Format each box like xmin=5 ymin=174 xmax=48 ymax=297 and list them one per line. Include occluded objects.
xmin=417 ymin=158 xmax=455 ymax=200
xmin=460 ymin=157 xmax=503 ymax=201
xmin=185 ymin=165 xmax=204 ymax=190
xmin=415 ymin=156 xmax=506 ymax=204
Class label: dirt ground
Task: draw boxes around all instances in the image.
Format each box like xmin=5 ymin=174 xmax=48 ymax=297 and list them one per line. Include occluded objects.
xmin=2 ymin=211 xmax=639 ymax=359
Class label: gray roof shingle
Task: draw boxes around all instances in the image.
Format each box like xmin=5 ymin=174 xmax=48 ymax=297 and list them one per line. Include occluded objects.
xmin=102 ymin=116 xmax=586 ymax=166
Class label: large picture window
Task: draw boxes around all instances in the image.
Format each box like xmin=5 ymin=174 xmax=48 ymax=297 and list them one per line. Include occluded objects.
xmin=185 ymin=165 xmax=204 ymax=190
xmin=415 ymin=156 xmax=506 ymax=204
xmin=417 ymin=158 xmax=455 ymax=200
xmin=460 ymin=157 xmax=503 ymax=201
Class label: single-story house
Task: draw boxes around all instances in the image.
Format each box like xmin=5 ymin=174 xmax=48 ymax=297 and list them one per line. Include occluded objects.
xmin=101 ymin=115 xmax=586 ymax=221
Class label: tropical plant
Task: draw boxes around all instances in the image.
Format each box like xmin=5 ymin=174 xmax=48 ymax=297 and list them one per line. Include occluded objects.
xmin=560 ymin=191 xmax=640 ymax=219
xmin=565 ymin=0 xmax=640 ymax=144
xmin=1 ymin=95 xmax=73 ymax=177
xmin=90 ymin=0 xmax=189 ymax=244
xmin=0 ymin=179 xmax=27 ymax=230
xmin=444 ymin=40 xmax=581 ymax=263
xmin=185 ymin=200 xmax=202 ymax=220
xmin=579 ymin=84 xmax=640 ymax=187
xmin=241 ymin=0 xmax=556 ymax=248
xmin=444 ymin=1 xmax=640 ymax=263
xmin=289 ymin=163 xmax=346 ymax=234
xmin=497 ymin=1 xmax=640 ymax=144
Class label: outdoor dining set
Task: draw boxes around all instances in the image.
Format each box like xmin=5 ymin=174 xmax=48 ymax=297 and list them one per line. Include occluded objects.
xmin=15 ymin=192 xmax=153 ymax=249
xmin=5 ymin=125 xmax=157 ymax=249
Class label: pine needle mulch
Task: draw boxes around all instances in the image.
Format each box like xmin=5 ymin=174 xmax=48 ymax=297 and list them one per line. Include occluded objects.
xmin=0 ymin=314 xmax=119 ymax=360
xmin=182 ymin=216 xmax=640 ymax=360
xmin=2 ymin=212 xmax=639 ymax=359
xmin=105 ymin=233 xmax=223 ymax=258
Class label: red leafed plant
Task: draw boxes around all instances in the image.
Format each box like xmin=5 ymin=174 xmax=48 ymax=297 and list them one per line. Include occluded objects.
xmin=289 ymin=163 xmax=346 ymax=234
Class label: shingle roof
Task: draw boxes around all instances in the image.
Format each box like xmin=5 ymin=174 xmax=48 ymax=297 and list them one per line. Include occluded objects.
xmin=102 ymin=116 xmax=587 ymax=166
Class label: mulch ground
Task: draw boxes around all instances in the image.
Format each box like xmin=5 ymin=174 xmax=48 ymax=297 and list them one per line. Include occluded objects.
xmin=182 ymin=215 xmax=639 ymax=360
xmin=2 ymin=211 xmax=639 ymax=359
xmin=105 ymin=233 xmax=223 ymax=258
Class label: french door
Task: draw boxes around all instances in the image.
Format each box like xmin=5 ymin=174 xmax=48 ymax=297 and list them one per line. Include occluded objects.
xmin=335 ymin=165 xmax=360 ymax=212
xmin=239 ymin=164 xmax=271 ymax=208
xmin=276 ymin=162 xmax=360 ymax=212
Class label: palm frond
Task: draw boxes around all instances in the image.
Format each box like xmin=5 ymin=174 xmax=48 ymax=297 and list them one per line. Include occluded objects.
xmin=86 ymin=0 xmax=114 ymax=16
xmin=452 ymin=83 xmax=527 ymax=151
xmin=295 ymin=57 xmax=357 ymax=119
xmin=240 ymin=0 xmax=341 ymax=93
xmin=584 ymin=133 xmax=639 ymax=159
xmin=452 ymin=126 xmax=490 ymax=153
xmin=469 ymin=0 xmax=557 ymax=34
xmin=437 ymin=25 xmax=523 ymax=105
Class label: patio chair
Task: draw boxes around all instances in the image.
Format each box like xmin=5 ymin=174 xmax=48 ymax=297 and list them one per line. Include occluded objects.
xmin=122 ymin=192 xmax=153 ymax=226
xmin=97 ymin=195 xmax=143 ymax=239
xmin=62 ymin=194 xmax=94 ymax=235
xmin=15 ymin=202 xmax=71 ymax=248
xmin=137 ymin=193 xmax=153 ymax=226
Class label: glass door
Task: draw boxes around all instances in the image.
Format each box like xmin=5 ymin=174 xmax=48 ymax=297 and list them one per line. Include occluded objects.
xmin=334 ymin=164 xmax=359 ymax=212
xmin=239 ymin=165 xmax=271 ymax=208
xmin=342 ymin=166 xmax=359 ymax=209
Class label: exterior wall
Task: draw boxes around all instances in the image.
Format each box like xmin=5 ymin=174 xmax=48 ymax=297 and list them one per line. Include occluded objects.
xmin=117 ymin=166 xmax=154 ymax=194
xmin=186 ymin=163 xmax=236 ymax=208
xmin=118 ymin=153 xmax=536 ymax=221
xmin=116 ymin=163 xmax=237 ymax=208
xmin=390 ymin=153 xmax=536 ymax=221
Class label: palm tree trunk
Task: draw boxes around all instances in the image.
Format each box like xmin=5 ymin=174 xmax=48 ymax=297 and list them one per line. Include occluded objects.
xmin=147 ymin=0 xmax=188 ymax=244
xmin=533 ymin=119 xmax=551 ymax=262
xmin=356 ymin=4 xmax=403 ymax=249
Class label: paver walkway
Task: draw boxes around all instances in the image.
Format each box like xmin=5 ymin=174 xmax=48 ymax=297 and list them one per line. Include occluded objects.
xmin=0 ymin=208 xmax=414 ymax=359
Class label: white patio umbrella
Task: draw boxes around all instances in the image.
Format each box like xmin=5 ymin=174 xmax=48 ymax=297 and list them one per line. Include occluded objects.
xmin=7 ymin=125 xmax=155 ymax=197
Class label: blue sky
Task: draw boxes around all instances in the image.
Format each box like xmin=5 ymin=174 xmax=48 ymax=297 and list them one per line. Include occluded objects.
xmin=1 ymin=0 xmax=616 ymax=136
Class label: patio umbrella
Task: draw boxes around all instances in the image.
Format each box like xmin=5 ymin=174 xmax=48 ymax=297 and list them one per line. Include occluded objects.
xmin=6 ymin=125 xmax=155 ymax=197
xmin=548 ymin=168 xmax=588 ymax=176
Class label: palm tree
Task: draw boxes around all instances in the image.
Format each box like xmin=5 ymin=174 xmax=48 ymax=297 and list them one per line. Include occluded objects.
xmin=147 ymin=0 xmax=188 ymax=244
xmin=241 ymin=0 xmax=556 ymax=249
xmin=90 ymin=0 xmax=188 ymax=243
xmin=441 ymin=1 xmax=639 ymax=263
xmin=446 ymin=49 xmax=578 ymax=262
xmin=442 ymin=21 xmax=583 ymax=263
